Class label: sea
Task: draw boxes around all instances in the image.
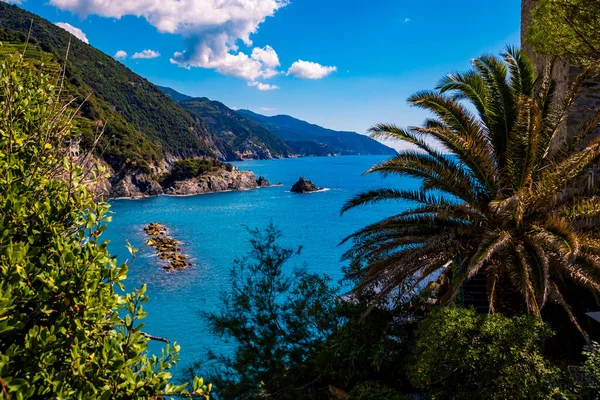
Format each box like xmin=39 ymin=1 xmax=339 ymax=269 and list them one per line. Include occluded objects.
xmin=104 ymin=155 xmax=418 ymax=377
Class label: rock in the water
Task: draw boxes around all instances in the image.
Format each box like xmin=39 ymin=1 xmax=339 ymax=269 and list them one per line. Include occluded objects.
xmin=256 ymin=176 xmax=271 ymax=187
xmin=290 ymin=177 xmax=323 ymax=193
xmin=144 ymin=222 xmax=191 ymax=270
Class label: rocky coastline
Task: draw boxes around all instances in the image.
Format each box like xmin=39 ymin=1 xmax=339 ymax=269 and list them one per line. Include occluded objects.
xmin=87 ymin=158 xmax=273 ymax=200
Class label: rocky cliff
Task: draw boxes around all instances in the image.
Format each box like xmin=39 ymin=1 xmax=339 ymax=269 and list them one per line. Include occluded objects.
xmin=83 ymin=156 xmax=264 ymax=199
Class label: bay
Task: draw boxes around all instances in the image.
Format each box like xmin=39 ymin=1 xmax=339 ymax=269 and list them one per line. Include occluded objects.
xmin=104 ymin=155 xmax=416 ymax=375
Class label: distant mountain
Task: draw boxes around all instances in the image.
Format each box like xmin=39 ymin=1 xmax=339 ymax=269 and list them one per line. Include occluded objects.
xmin=159 ymin=86 xmax=396 ymax=157
xmin=178 ymin=97 xmax=293 ymax=160
xmin=237 ymin=110 xmax=396 ymax=156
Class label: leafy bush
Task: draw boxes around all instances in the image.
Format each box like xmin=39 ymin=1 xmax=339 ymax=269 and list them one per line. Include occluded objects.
xmin=348 ymin=381 xmax=409 ymax=400
xmin=581 ymin=341 xmax=600 ymax=398
xmin=0 ymin=55 xmax=209 ymax=398
xmin=409 ymin=308 xmax=566 ymax=400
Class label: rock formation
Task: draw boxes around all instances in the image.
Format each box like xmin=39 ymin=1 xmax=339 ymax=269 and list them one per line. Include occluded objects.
xmin=290 ymin=177 xmax=323 ymax=193
xmin=144 ymin=223 xmax=191 ymax=270
xmin=256 ymin=176 xmax=271 ymax=187
xmin=163 ymin=168 xmax=259 ymax=196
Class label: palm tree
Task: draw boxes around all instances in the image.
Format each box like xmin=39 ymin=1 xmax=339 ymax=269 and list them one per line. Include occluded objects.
xmin=341 ymin=47 xmax=600 ymax=333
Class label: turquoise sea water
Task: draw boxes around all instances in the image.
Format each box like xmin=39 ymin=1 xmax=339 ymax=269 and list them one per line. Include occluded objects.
xmin=104 ymin=155 xmax=417 ymax=376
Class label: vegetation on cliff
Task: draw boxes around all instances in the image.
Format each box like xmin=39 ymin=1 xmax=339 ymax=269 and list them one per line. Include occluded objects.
xmin=527 ymin=0 xmax=600 ymax=68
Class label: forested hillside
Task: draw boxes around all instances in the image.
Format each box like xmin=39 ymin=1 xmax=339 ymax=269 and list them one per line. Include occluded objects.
xmin=0 ymin=2 xmax=217 ymax=171
xmin=179 ymin=97 xmax=293 ymax=160
xmin=0 ymin=2 xmax=293 ymax=167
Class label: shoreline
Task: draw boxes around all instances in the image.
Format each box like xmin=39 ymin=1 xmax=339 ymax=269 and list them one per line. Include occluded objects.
xmin=109 ymin=183 xmax=282 ymax=201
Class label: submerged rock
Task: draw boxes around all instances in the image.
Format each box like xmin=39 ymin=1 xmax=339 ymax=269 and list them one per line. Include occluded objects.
xmin=290 ymin=177 xmax=323 ymax=193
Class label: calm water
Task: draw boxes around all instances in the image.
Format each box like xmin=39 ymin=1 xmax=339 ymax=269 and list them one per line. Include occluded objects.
xmin=104 ymin=155 xmax=417 ymax=375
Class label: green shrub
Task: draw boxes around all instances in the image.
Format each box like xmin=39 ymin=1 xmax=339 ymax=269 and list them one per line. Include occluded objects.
xmin=409 ymin=308 xmax=566 ymax=400
xmin=348 ymin=381 xmax=409 ymax=400
xmin=0 ymin=55 xmax=209 ymax=398
xmin=162 ymin=158 xmax=229 ymax=186
xmin=581 ymin=341 xmax=600 ymax=398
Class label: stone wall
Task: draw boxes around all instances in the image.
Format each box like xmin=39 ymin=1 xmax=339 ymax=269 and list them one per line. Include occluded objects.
xmin=521 ymin=0 xmax=600 ymax=142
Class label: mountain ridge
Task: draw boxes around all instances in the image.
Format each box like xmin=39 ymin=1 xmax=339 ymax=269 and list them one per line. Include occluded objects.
xmin=160 ymin=86 xmax=396 ymax=157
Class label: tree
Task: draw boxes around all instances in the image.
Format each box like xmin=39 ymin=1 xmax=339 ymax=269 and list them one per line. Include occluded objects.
xmin=313 ymin=279 xmax=420 ymax=394
xmin=408 ymin=308 xmax=567 ymax=400
xmin=0 ymin=55 xmax=209 ymax=398
xmin=341 ymin=47 xmax=600 ymax=333
xmin=527 ymin=0 xmax=600 ymax=68
xmin=196 ymin=223 xmax=338 ymax=399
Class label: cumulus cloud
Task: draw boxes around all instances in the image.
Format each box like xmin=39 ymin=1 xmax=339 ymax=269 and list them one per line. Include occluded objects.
xmin=113 ymin=50 xmax=128 ymax=60
xmin=404 ymin=18 xmax=411 ymax=23
xmin=287 ymin=60 xmax=337 ymax=79
xmin=248 ymin=81 xmax=279 ymax=91
xmin=55 ymin=22 xmax=89 ymax=44
xmin=251 ymin=45 xmax=279 ymax=69
xmin=49 ymin=0 xmax=287 ymax=80
xmin=172 ymin=49 xmax=278 ymax=81
xmin=132 ymin=49 xmax=160 ymax=59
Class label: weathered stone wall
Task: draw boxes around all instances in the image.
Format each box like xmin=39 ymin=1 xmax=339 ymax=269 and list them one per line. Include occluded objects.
xmin=521 ymin=0 xmax=600 ymax=142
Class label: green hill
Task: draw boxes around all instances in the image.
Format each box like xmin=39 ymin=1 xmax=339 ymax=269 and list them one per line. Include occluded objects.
xmin=0 ymin=2 xmax=218 ymax=172
xmin=0 ymin=2 xmax=292 ymax=171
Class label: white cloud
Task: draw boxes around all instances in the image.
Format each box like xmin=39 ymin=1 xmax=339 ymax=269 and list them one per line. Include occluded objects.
xmin=172 ymin=49 xmax=278 ymax=81
xmin=49 ymin=0 xmax=287 ymax=80
xmin=251 ymin=45 xmax=279 ymax=69
xmin=248 ymin=81 xmax=279 ymax=91
xmin=403 ymin=18 xmax=410 ymax=23
xmin=287 ymin=60 xmax=337 ymax=79
xmin=55 ymin=22 xmax=89 ymax=44
xmin=132 ymin=49 xmax=160 ymax=59
xmin=1 ymin=0 xmax=24 ymax=4
xmin=113 ymin=50 xmax=127 ymax=60
xmin=260 ymin=107 xmax=277 ymax=111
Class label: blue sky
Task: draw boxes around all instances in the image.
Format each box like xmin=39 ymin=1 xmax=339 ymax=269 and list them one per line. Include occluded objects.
xmin=11 ymin=0 xmax=522 ymax=138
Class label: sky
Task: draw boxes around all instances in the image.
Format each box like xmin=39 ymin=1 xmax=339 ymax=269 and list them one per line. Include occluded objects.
xmin=6 ymin=0 xmax=522 ymax=141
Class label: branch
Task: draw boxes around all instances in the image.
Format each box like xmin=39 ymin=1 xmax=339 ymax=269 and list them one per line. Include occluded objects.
xmin=142 ymin=332 xmax=170 ymax=344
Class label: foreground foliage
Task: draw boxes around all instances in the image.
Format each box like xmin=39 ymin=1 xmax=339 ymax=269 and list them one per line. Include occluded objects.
xmin=196 ymin=224 xmax=338 ymax=399
xmin=527 ymin=0 xmax=600 ymax=68
xmin=342 ymin=47 xmax=600 ymax=326
xmin=409 ymin=308 xmax=567 ymax=399
xmin=0 ymin=56 xmax=209 ymax=398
